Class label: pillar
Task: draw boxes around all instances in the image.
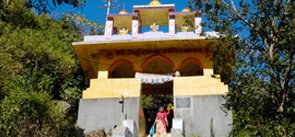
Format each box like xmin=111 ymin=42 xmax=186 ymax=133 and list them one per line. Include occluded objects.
xmin=98 ymin=71 xmax=108 ymax=79
xmin=194 ymin=11 xmax=202 ymax=36
xmin=204 ymin=69 xmax=214 ymax=76
xmin=169 ymin=14 xmax=176 ymax=35
xmin=104 ymin=17 xmax=113 ymax=38
xmin=132 ymin=17 xmax=139 ymax=37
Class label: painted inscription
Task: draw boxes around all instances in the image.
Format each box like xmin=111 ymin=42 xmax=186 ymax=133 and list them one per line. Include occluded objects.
xmin=102 ymin=48 xmax=204 ymax=60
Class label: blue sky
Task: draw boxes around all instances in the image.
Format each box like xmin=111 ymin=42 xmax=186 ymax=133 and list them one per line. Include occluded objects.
xmin=52 ymin=0 xmax=190 ymax=24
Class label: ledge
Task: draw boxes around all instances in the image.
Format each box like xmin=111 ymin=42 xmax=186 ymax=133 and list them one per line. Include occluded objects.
xmin=73 ymin=31 xmax=219 ymax=46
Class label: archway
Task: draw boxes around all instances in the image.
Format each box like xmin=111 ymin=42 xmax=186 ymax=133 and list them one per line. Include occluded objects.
xmin=141 ymin=55 xmax=174 ymax=74
xmin=108 ymin=59 xmax=135 ymax=78
xmin=140 ymin=55 xmax=174 ymax=95
xmin=140 ymin=55 xmax=174 ymax=134
xmin=179 ymin=57 xmax=203 ymax=76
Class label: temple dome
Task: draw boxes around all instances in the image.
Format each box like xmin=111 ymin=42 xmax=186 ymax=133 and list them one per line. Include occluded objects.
xmin=119 ymin=9 xmax=128 ymax=15
xmin=149 ymin=0 xmax=161 ymax=6
xmin=182 ymin=8 xmax=190 ymax=12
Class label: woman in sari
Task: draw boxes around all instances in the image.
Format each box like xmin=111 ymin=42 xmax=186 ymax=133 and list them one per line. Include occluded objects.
xmin=154 ymin=107 xmax=171 ymax=137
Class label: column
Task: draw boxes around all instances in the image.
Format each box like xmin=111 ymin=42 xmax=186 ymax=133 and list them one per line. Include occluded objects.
xmin=194 ymin=11 xmax=202 ymax=36
xmin=204 ymin=69 xmax=214 ymax=77
xmin=132 ymin=17 xmax=139 ymax=37
xmin=169 ymin=14 xmax=175 ymax=35
xmin=98 ymin=71 xmax=108 ymax=79
xmin=104 ymin=17 xmax=113 ymax=38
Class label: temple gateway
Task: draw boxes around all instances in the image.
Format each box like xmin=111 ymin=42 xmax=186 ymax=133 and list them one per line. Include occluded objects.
xmin=73 ymin=0 xmax=232 ymax=136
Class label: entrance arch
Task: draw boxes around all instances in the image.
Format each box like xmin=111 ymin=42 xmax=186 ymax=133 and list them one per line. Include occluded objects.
xmin=108 ymin=59 xmax=135 ymax=78
xmin=140 ymin=55 xmax=174 ymax=133
xmin=141 ymin=55 xmax=175 ymax=74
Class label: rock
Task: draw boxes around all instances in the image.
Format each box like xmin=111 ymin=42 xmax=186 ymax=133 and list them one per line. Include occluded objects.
xmin=85 ymin=129 xmax=107 ymax=137
xmin=56 ymin=100 xmax=71 ymax=112
xmin=112 ymin=126 xmax=132 ymax=137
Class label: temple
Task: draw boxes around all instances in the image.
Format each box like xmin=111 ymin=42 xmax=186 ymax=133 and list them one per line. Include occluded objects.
xmin=73 ymin=0 xmax=232 ymax=136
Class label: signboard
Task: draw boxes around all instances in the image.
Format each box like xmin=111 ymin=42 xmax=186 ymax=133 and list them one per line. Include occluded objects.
xmin=175 ymin=97 xmax=191 ymax=109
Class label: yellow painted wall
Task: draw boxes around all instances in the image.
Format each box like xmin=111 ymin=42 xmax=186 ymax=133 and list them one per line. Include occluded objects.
xmin=80 ymin=49 xmax=228 ymax=99
xmin=82 ymin=78 xmax=141 ymax=98
xmin=173 ymin=76 xmax=228 ymax=96
xmin=82 ymin=76 xmax=228 ymax=98
xmin=98 ymin=50 xmax=213 ymax=78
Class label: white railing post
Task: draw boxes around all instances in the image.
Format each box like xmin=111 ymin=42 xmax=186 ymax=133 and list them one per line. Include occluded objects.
xmin=105 ymin=17 xmax=113 ymax=38
xmin=169 ymin=14 xmax=176 ymax=35
xmin=194 ymin=11 xmax=202 ymax=36
xmin=132 ymin=17 xmax=139 ymax=38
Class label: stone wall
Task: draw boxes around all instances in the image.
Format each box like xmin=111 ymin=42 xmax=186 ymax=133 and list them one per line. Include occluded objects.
xmin=174 ymin=95 xmax=232 ymax=137
xmin=77 ymin=98 xmax=140 ymax=132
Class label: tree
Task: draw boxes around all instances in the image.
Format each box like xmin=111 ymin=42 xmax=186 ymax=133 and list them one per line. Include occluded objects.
xmin=0 ymin=91 xmax=81 ymax=137
xmin=65 ymin=13 xmax=105 ymax=38
xmin=190 ymin=0 xmax=295 ymax=136
xmin=1 ymin=0 xmax=86 ymax=13
xmin=0 ymin=0 xmax=102 ymax=136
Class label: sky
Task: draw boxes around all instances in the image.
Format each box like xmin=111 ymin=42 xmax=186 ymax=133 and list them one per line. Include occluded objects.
xmin=52 ymin=0 xmax=190 ymax=25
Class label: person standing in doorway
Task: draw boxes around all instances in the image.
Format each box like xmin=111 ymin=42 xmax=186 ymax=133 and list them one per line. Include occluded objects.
xmin=166 ymin=103 xmax=174 ymax=133
xmin=154 ymin=106 xmax=171 ymax=137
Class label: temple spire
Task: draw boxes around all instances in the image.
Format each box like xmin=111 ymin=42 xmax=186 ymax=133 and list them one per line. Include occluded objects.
xmin=149 ymin=0 xmax=161 ymax=6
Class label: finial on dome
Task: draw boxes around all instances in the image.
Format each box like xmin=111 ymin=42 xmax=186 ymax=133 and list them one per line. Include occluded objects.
xmin=149 ymin=0 xmax=161 ymax=6
xmin=119 ymin=9 xmax=128 ymax=15
xmin=182 ymin=8 xmax=190 ymax=12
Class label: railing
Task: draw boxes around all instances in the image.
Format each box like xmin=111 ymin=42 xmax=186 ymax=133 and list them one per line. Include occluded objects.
xmin=83 ymin=31 xmax=220 ymax=42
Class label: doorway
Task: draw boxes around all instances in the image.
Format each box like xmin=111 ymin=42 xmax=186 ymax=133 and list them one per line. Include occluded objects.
xmin=139 ymin=55 xmax=175 ymax=134
xmin=141 ymin=81 xmax=174 ymax=134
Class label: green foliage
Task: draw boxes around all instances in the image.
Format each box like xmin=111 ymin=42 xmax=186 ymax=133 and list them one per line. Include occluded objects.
xmin=141 ymin=94 xmax=173 ymax=110
xmin=0 ymin=91 xmax=70 ymax=136
xmin=0 ymin=0 xmax=38 ymax=32
xmin=191 ymin=133 xmax=201 ymax=137
xmin=65 ymin=14 xmax=105 ymax=36
xmin=0 ymin=0 xmax=100 ymax=136
xmin=183 ymin=15 xmax=194 ymax=27
xmin=0 ymin=13 xmax=86 ymax=98
xmin=141 ymin=94 xmax=154 ymax=108
xmin=24 ymin=0 xmax=85 ymax=13
xmin=190 ymin=0 xmax=295 ymax=136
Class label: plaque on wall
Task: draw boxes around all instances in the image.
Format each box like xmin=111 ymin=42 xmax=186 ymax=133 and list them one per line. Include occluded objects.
xmin=175 ymin=97 xmax=191 ymax=109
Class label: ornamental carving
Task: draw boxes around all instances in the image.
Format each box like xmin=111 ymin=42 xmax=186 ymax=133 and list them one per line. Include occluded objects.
xmin=150 ymin=23 xmax=159 ymax=32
